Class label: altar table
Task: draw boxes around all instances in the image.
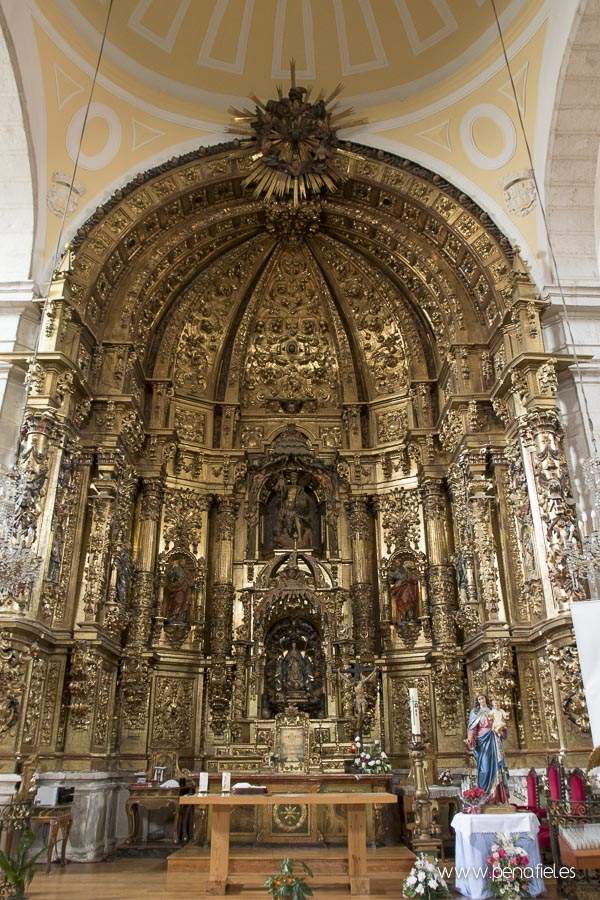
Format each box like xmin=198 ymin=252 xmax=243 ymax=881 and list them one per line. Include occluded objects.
xmin=180 ymin=790 xmax=397 ymax=895
xmin=452 ymin=812 xmax=545 ymax=899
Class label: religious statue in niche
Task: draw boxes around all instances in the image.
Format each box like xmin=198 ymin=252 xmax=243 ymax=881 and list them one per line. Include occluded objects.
xmin=264 ymin=618 xmax=324 ymax=718
xmin=163 ymin=554 xmax=196 ymax=624
xmin=276 ymin=639 xmax=315 ymax=699
xmin=263 ymin=470 xmax=321 ymax=555
xmin=389 ymin=559 xmax=421 ymax=626
xmin=520 ymin=519 xmax=538 ymax=582
xmin=464 ymin=694 xmax=510 ymax=804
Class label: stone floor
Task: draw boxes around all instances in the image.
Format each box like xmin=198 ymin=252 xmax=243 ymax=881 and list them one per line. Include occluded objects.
xmin=29 ymin=857 xmax=412 ymax=898
xmin=27 ymin=857 xmax=565 ymax=899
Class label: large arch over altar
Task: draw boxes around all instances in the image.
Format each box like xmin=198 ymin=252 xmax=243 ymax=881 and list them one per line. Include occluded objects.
xmin=0 ymin=138 xmax=590 ymax=809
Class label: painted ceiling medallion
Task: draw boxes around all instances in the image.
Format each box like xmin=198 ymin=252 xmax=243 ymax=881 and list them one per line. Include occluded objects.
xmin=229 ymin=61 xmax=364 ymax=205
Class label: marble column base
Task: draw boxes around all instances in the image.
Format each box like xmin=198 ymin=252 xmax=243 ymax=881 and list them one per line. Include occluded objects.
xmin=35 ymin=771 xmax=131 ymax=862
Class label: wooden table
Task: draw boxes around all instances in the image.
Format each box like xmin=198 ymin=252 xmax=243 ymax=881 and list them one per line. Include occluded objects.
xmin=30 ymin=806 xmax=72 ymax=874
xmin=127 ymin=785 xmax=193 ymax=845
xmin=180 ymin=791 xmax=397 ymax=895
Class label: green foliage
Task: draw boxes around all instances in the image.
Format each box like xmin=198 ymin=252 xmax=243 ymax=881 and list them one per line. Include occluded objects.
xmin=0 ymin=827 xmax=44 ymax=898
xmin=265 ymin=857 xmax=314 ymax=899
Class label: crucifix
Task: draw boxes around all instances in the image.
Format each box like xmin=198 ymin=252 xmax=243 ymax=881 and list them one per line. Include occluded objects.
xmin=339 ymin=658 xmax=378 ymax=734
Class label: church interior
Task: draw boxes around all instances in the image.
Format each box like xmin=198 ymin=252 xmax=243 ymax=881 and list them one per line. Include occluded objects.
xmin=1 ymin=1 xmax=600 ymax=897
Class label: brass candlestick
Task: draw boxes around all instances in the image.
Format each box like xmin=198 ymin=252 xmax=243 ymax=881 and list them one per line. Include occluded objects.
xmin=409 ymin=736 xmax=440 ymax=857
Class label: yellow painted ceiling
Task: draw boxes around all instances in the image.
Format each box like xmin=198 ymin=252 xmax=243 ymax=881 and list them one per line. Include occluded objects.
xmin=6 ymin=0 xmax=569 ymax=284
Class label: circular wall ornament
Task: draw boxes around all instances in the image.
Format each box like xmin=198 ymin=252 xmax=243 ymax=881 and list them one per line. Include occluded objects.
xmin=66 ymin=102 xmax=122 ymax=171
xmin=459 ymin=103 xmax=516 ymax=171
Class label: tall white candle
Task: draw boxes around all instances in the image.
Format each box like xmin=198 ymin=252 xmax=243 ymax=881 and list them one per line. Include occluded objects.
xmin=198 ymin=772 xmax=208 ymax=795
xmin=409 ymin=688 xmax=421 ymax=736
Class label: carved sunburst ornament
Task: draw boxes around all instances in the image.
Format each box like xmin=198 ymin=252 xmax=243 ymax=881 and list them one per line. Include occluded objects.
xmin=229 ymin=61 xmax=364 ymax=205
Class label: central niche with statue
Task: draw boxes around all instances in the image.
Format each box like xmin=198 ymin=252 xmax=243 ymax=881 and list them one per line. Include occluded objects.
xmin=263 ymin=617 xmax=325 ymax=718
xmin=262 ymin=471 xmax=322 ymax=555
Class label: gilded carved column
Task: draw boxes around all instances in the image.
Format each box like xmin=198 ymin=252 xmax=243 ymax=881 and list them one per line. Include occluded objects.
xmin=208 ymin=495 xmax=237 ymax=735
xmin=77 ymin=450 xmax=126 ymax=623
xmin=421 ymin=477 xmax=464 ymax=742
xmin=461 ymin=450 xmax=506 ymax=624
xmin=447 ymin=466 xmax=480 ymax=637
xmin=346 ymin=496 xmax=375 ymax=661
xmin=420 ymin=477 xmax=456 ymax=647
xmin=120 ymin=477 xmax=163 ymax=735
xmin=519 ymin=409 xmax=585 ymax=611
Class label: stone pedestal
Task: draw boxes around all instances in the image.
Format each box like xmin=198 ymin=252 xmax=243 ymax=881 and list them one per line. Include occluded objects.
xmin=35 ymin=771 xmax=131 ymax=862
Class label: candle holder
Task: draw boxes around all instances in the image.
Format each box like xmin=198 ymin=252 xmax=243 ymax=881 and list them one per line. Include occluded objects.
xmin=408 ymin=735 xmax=440 ymax=858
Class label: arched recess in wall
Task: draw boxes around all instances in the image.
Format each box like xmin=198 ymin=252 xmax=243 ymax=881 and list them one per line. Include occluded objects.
xmin=6 ymin=136 xmax=588 ymax=777
xmin=0 ymin=18 xmax=35 ymax=283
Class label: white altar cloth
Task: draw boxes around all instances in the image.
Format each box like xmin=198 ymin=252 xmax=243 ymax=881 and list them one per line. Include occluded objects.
xmin=452 ymin=812 xmax=545 ymax=899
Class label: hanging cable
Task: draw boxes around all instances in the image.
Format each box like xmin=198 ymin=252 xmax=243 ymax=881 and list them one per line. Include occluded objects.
xmin=32 ymin=0 xmax=114 ymax=366
xmin=490 ymin=0 xmax=598 ymax=456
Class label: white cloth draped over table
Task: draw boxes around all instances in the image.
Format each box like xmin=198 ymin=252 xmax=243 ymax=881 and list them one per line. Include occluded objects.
xmin=451 ymin=812 xmax=545 ymax=899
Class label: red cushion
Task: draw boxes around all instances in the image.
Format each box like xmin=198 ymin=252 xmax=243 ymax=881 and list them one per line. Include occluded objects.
xmin=538 ymin=825 xmax=551 ymax=852
xmin=548 ymin=765 xmax=562 ymax=801
xmin=526 ymin=771 xmax=538 ymax=807
xmin=569 ymin=772 xmax=586 ymax=802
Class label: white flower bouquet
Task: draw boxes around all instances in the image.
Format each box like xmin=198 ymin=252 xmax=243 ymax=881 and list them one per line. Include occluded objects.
xmin=486 ymin=833 xmax=531 ymax=898
xmin=402 ymin=854 xmax=450 ymax=899
xmin=349 ymin=735 xmax=391 ymax=774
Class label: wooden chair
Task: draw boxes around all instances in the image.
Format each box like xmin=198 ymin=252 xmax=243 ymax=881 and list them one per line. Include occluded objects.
xmin=3 ymin=756 xmax=73 ymax=875
xmin=514 ymin=768 xmax=550 ymax=854
xmin=127 ymin=751 xmax=194 ymax=846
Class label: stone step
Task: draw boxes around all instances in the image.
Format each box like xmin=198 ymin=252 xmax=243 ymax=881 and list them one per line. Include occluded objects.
xmin=167 ymin=844 xmax=414 ymax=879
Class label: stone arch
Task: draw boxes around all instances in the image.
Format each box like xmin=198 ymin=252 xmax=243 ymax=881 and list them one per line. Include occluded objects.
xmin=0 ymin=18 xmax=37 ymax=468
xmin=0 ymin=19 xmax=35 ymax=281
xmin=546 ymin=0 xmax=600 ymax=281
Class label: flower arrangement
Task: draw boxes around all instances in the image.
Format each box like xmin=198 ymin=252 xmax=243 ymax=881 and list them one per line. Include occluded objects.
xmin=349 ymin=736 xmax=391 ymax=774
xmin=461 ymin=785 xmax=487 ymax=813
xmin=486 ymin=833 xmax=531 ymax=898
xmin=265 ymin=857 xmax=313 ymax=899
xmin=402 ymin=854 xmax=450 ymax=899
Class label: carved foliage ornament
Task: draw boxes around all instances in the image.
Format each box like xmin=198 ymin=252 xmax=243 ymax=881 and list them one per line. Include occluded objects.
xmin=376 ymin=488 xmax=420 ymax=554
xmin=163 ymin=489 xmax=207 ymax=550
xmin=68 ymin=642 xmax=101 ymax=730
xmin=433 ymin=656 xmax=464 ymax=736
xmin=547 ymin=642 xmax=590 ymax=733
xmin=152 ymin=676 xmax=194 ymax=748
xmin=241 ymin=244 xmax=342 ymax=410
xmin=0 ymin=632 xmax=33 ymax=739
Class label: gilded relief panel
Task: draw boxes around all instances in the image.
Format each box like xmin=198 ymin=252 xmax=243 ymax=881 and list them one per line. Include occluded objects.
xmin=239 ymin=244 xmax=343 ymax=411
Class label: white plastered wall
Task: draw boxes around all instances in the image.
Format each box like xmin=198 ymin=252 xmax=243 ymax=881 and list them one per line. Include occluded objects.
xmin=543 ymin=0 xmax=600 ymax=544
xmin=0 ymin=20 xmax=37 ymax=467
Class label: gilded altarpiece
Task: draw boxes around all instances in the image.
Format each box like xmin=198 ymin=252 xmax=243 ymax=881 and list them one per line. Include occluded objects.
xmin=0 ymin=142 xmax=590 ymax=790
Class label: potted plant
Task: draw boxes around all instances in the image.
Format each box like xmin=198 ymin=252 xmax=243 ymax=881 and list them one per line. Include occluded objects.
xmin=0 ymin=826 xmax=45 ymax=899
xmin=402 ymin=854 xmax=450 ymax=899
xmin=265 ymin=857 xmax=313 ymax=899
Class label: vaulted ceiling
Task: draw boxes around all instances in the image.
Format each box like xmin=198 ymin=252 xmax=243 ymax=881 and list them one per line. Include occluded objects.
xmin=0 ymin=0 xmax=581 ymax=285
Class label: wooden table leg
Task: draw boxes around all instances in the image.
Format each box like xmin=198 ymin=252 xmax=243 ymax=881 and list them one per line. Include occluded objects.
xmin=206 ymin=806 xmax=231 ymax=895
xmin=347 ymin=804 xmax=370 ymax=895
xmin=126 ymin=801 xmax=137 ymax=843
xmin=60 ymin=819 xmax=72 ymax=866
xmin=47 ymin=820 xmax=59 ymax=874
